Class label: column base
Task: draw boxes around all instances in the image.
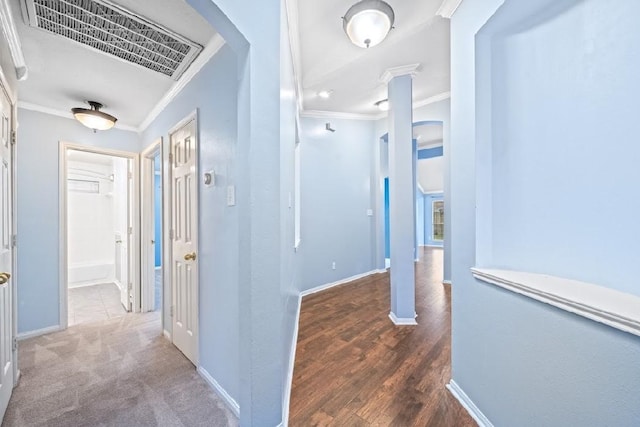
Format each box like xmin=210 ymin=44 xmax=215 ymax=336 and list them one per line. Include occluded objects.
xmin=389 ymin=312 xmax=418 ymax=326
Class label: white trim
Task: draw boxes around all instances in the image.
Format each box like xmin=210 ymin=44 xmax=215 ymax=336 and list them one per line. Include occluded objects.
xmin=299 ymin=91 xmax=451 ymax=121
xmin=140 ymin=139 xmax=162 ymax=313
xmin=300 ymin=109 xmax=383 ymax=121
xmin=59 ymin=142 xmax=141 ymax=329
xmin=162 ymin=329 xmax=171 ymax=340
xmin=436 ymin=0 xmax=465 ymax=19
xmin=471 ymin=268 xmax=640 ymax=337
xmin=413 ymin=91 xmax=451 ymax=109
xmin=388 ymin=312 xmax=418 ymax=326
xmin=300 ymin=269 xmax=387 ymax=297
xmin=197 ymin=366 xmax=240 ymax=417
xmin=417 ymin=183 xmax=425 ymax=194
xmin=138 ymin=34 xmax=225 ymax=132
xmin=380 ymin=63 xmax=422 ymax=84
xmin=284 ymin=0 xmax=303 ymax=112
xmin=282 ymin=294 xmax=301 ymax=427
xmin=17 ymin=325 xmax=62 ymax=340
xmin=443 ymin=280 xmax=452 ymax=285
xmin=0 ymin=0 xmax=27 ymax=80
xmin=0 ymin=59 xmax=16 ymax=104
xmin=446 ymin=380 xmax=494 ymax=427
xmin=18 ymin=101 xmax=139 ymax=132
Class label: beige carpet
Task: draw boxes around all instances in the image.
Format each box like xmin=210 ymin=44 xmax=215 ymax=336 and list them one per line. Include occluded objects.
xmin=2 ymin=312 xmax=237 ymax=427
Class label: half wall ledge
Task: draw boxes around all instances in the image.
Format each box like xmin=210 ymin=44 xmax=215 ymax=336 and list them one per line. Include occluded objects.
xmin=471 ymin=268 xmax=640 ymax=337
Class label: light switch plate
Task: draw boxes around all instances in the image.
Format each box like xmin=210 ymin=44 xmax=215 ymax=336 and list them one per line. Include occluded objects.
xmin=366 ymin=209 xmax=373 ymax=216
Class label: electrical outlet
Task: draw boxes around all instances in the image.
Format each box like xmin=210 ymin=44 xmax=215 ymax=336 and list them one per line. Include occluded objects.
xmin=332 ymin=262 xmax=336 ymax=270
xmin=366 ymin=209 xmax=373 ymax=216
xmin=227 ymin=185 xmax=236 ymax=206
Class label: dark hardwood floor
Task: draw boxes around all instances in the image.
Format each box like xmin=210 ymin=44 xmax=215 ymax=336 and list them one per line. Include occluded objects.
xmin=289 ymin=248 xmax=476 ymax=426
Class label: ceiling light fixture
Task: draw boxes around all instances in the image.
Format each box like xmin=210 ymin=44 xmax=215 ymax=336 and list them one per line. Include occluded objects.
xmin=375 ymin=99 xmax=389 ymax=111
xmin=71 ymin=101 xmax=118 ymax=132
xmin=343 ymin=0 xmax=395 ymax=48
xmin=318 ymin=90 xmax=333 ymax=99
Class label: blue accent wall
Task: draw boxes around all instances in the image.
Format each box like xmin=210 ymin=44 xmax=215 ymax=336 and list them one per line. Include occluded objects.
xmin=417 ymin=146 xmax=443 ymax=160
xmin=384 ymin=177 xmax=390 ymax=258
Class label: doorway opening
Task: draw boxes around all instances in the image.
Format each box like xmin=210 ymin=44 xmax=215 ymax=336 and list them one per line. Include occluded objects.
xmin=60 ymin=144 xmax=140 ymax=329
xmin=141 ymin=139 xmax=163 ymax=315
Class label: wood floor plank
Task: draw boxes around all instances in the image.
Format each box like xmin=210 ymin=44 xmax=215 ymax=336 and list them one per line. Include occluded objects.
xmin=289 ymin=248 xmax=476 ymax=426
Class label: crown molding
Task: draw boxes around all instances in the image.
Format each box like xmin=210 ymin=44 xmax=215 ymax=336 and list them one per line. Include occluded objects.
xmin=300 ymin=109 xmax=384 ymax=121
xmin=413 ymin=91 xmax=451 ymax=109
xmin=17 ymin=101 xmax=138 ymax=132
xmin=380 ymin=63 xmax=422 ymax=84
xmin=300 ymin=91 xmax=451 ymax=121
xmin=284 ymin=0 xmax=304 ymax=113
xmin=138 ymin=33 xmax=225 ymax=133
xmin=0 ymin=60 xmax=16 ymax=104
xmin=0 ymin=0 xmax=28 ymax=81
xmin=436 ymin=0 xmax=464 ymax=19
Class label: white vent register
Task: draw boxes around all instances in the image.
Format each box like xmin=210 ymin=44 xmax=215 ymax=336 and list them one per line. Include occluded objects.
xmin=21 ymin=0 xmax=203 ymax=79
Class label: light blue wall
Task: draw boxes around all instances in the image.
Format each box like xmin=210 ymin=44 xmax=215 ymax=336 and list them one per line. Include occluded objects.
xmin=450 ymin=0 xmax=640 ymax=425
xmin=278 ymin=1 xmax=300 ymax=421
xmin=141 ymin=44 xmax=241 ymax=404
xmin=298 ymin=117 xmax=377 ymax=291
xmin=16 ymin=109 xmax=140 ymax=333
xmin=424 ymin=193 xmax=443 ymax=247
xmin=377 ymin=100 xmax=451 ymax=280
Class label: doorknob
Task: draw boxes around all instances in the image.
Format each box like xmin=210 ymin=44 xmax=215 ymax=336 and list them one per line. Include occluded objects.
xmin=184 ymin=252 xmax=197 ymax=261
xmin=0 ymin=272 xmax=10 ymax=285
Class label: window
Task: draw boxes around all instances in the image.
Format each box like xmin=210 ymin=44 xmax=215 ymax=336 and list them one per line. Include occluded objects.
xmin=432 ymin=200 xmax=444 ymax=241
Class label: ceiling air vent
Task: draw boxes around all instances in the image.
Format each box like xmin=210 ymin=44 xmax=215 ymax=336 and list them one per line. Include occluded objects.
xmin=21 ymin=0 xmax=203 ymax=80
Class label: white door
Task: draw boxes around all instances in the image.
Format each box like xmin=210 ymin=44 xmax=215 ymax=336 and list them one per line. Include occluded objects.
xmin=170 ymin=117 xmax=198 ymax=365
xmin=0 ymin=84 xmax=14 ymax=418
xmin=114 ymin=157 xmax=131 ymax=311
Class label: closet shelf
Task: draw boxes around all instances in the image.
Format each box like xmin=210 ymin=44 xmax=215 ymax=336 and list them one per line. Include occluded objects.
xmin=471 ymin=268 xmax=640 ymax=337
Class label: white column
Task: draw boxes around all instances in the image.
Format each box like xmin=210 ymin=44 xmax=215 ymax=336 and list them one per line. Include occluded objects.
xmin=384 ymin=65 xmax=419 ymax=325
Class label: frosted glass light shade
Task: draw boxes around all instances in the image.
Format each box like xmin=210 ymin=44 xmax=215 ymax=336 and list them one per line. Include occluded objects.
xmin=343 ymin=0 xmax=395 ymax=48
xmin=71 ymin=101 xmax=117 ymax=131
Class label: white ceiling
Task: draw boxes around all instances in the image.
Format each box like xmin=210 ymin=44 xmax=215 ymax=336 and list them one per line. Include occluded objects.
xmin=297 ymin=0 xmax=450 ymax=115
xmin=418 ymin=156 xmax=443 ymax=194
xmin=414 ymin=123 xmax=443 ymax=147
xmin=11 ymin=0 xmax=216 ymax=129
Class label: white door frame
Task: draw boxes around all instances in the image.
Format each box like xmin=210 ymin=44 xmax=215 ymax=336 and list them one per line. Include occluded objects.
xmin=140 ymin=138 xmax=162 ymax=314
xmin=166 ymin=110 xmax=199 ymax=362
xmin=58 ymin=142 xmax=141 ymax=329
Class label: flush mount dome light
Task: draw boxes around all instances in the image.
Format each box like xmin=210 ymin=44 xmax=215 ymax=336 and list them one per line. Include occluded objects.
xmin=343 ymin=0 xmax=395 ymax=48
xmin=71 ymin=101 xmax=117 ymax=131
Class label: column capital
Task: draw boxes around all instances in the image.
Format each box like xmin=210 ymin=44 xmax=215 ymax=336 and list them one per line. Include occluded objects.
xmin=380 ymin=63 xmax=421 ymax=84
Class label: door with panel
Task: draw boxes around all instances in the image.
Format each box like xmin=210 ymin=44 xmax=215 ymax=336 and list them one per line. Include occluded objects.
xmin=0 ymin=82 xmax=14 ymax=418
xmin=170 ymin=117 xmax=198 ymax=365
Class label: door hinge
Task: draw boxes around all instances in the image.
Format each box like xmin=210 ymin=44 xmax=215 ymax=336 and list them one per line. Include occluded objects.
xmin=128 ymin=172 xmax=133 ymax=179
xmin=169 ymin=229 xmax=174 ymax=240
xmin=170 ymin=305 xmax=174 ymax=317
xmin=12 ymin=337 xmax=17 ymax=351
xmin=168 ymin=152 xmax=173 ymax=163
xmin=11 ymin=234 xmax=16 ymax=248
xmin=128 ymin=227 xmax=133 ymax=235
xmin=10 ymin=130 xmax=16 ymax=145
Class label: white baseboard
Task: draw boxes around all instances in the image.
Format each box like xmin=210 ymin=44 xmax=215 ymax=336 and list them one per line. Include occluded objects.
xmin=300 ymin=269 xmax=387 ymax=297
xmin=282 ymin=295 xmax=302 ymax=427
xmin=197 ymin=366 xmax=240 ymax=417
xmin=443 ymin=280 xmax=452 ymax=285
xmin=447 ymin=380 xmax=493 ymax=427
xmin=162 ymin=329 xmax=171 ymax=340
xmin=389 ymin=312 xmax=418 ymax=325
xmin=17 ymin=325 xmax=62 ymax=340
